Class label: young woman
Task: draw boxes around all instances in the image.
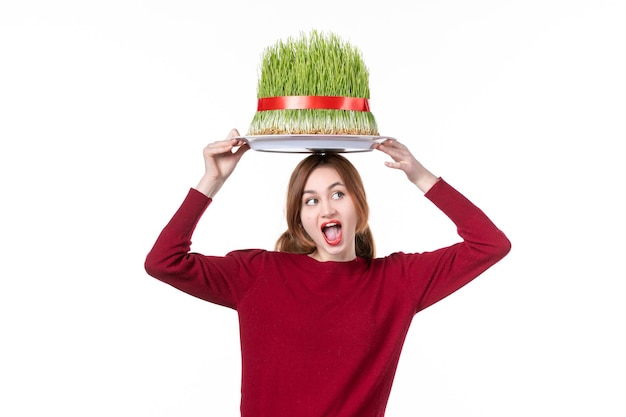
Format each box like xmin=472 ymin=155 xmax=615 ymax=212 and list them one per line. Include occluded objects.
xmin=145 ymin=128 xmax=511 ymax=417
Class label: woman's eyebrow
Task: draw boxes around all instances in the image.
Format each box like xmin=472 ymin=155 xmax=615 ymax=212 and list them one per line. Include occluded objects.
xmin=303 ymin=182 xmax=345 ymax=195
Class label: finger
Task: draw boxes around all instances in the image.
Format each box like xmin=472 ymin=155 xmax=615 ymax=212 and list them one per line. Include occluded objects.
xmin=373 ymin=141 xmax=392 ymax=154
xmin=226 ymin=128 xmax=241 ymax=139
xmin=205 ymin=141 xmax=234 ymax=150
xmin=205 ymin=138 xmax=231 ymax=149
xmin=381 ymin=138 xmax=407 ymax=149
xmin=204 ymin=141 xmax=236 ymax=156
xmin=203 ymin=129 xmax=241 ymax=148
xmin=384 ymin=161 xmax=406 ymax=170
xmin=376 ymin=142 xmax=407 ymax=161
xmin=375 ymin=138 xmax=405 ymax=150
xmin=233 ymin=141 xmax=251 ymax=158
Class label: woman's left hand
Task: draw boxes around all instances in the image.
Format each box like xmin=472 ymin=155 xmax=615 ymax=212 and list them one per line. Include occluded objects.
xmin=374 ymin=139 xmax=439 ymax=193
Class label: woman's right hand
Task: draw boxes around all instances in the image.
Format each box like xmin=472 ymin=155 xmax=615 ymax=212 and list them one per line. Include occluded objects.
xmin=195 ymin=128 xmax=250 ymax=197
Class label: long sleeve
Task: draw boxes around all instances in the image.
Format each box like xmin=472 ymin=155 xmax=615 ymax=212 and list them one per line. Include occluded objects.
xmin=144 ymin=188 xmax=261 ymax=309
xmin=398 ymin=179 xmax=511 ymax=313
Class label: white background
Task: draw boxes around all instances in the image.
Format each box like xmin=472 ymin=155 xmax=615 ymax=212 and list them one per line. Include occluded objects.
xmin=1 ymin=0 xmax=624 ymax=416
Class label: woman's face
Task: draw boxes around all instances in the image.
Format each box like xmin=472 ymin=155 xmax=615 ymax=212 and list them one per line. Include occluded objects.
xmin=300 ymin=166 xmax=358 ymax=262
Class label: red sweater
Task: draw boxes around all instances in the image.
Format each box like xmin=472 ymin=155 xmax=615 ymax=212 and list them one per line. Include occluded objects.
xmin=144 ymin=179 xmax=511 ymax=417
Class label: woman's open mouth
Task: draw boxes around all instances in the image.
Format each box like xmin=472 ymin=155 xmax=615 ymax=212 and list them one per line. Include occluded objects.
xmin=321 ymin=221 xmax=342 ymax=246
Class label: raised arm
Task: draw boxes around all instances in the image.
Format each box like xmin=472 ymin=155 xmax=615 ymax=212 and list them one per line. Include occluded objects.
xmin=144 ymin=129 xmax=253 ymax=308
xmin=375 ymin=138 xmax=511 ymax=311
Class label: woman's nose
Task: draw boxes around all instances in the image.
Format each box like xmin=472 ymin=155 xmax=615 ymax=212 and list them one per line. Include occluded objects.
xmin=320 ymin=199 xmax=337 ymax=217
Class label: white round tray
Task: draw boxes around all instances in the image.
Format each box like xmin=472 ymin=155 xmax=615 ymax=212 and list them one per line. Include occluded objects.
xmin=238 ymin=135 xmax=394 ymax=153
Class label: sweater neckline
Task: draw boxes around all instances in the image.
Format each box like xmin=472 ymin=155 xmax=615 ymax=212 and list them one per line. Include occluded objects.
xmin=285 ymin=251 xmax=369 ymax=273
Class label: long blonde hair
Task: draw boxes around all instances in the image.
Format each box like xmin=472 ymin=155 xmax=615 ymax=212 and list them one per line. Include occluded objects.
xmin=275 ymin=153 xmax=375 ymax=259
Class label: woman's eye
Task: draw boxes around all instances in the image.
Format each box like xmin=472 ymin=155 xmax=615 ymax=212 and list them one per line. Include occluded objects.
xmin=304 ymin=198 xmax=318 ymax=206
xmin=331 ymin=191 xmax=344 ymax=200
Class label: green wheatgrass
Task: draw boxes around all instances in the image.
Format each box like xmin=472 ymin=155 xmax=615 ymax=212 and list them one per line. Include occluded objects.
xmin=247 ymin=30 xmax=379 ymax=135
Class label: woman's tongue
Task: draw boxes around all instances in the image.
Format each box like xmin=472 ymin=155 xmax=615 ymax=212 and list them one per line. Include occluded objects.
xmin=322 ymin=224 xmax=342 ymax=245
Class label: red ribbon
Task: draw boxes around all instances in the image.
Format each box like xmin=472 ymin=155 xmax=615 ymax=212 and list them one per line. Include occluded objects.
xmin=257 ymin=96 xmax=370 ymax=112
